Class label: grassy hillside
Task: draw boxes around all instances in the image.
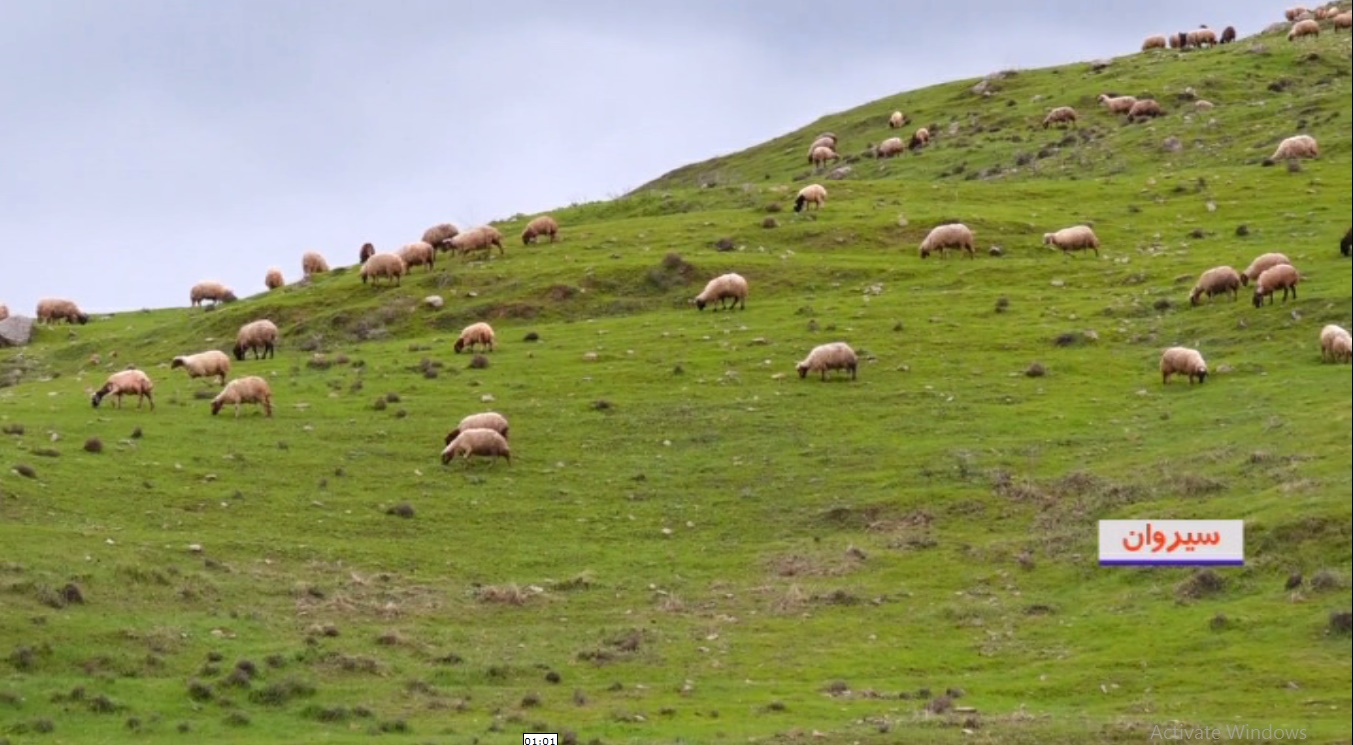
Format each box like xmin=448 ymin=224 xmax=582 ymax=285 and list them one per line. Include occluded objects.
xmin=2 ymin=24 xmax=1351 ymax=745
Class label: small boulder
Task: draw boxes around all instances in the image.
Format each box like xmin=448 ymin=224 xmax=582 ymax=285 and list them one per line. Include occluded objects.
xmin=0 ymin=316 xmax=34 ymax=347
xmin=423 ymin=295 xmax=444 ymax=310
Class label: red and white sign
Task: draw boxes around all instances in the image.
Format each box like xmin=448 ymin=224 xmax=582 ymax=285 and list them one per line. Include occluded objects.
xmin=1099 ymin=520 xmax=1244 ymax=566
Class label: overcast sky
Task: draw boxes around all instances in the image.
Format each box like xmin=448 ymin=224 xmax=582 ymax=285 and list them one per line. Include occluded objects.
xmin=1 ymin=1 xmax=1286 ymax=315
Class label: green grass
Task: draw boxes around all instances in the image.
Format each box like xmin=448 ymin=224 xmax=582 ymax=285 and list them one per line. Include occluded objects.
xmin=2 ymin=25 xmax=1351 ymax=745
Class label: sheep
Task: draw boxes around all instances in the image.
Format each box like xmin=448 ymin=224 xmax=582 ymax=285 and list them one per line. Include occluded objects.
xmin=265 ymin=268 xmax=284 ymax=290
xmin=814 ymin=132 xmax=837 ymax=146
xmin=1315 ymin=6 xmax=1330 ymax=19
xmin=809 ymin=145 xmax=839 ymax=168
xmin=1189 ymin=266 xmax=1242 ymax=306
xmin=521 ymin=215 xmax=559 ymax=245
xmin=908 ymin=126 xmax=931 ymax=150
xmin=359 ymin=242 xmax=375 ymax=263
xmin=1168 ymin=32 xmax=1183 ymax=48
xmin=0 ymin=304 xmax=7 ymax=322
xmin=1335 ymin=12 xmax=1352 ymax=30
xmin=888 ymin=110 xmax=907 ymax=129
xmin=453 ymin=322 xmax=495 ymax=353
xmin=1320 ymin=324 xmax=1352 ymax=363
xmin=398 ymin=241 xmax=436 ymax=272
xmin=445 ymin=412 xmax=510 ymax=445
xmin=1098 ymin=93 xmax=1138 ymax=115
xmin=1251 ymin=264 xmax=1300 ymax=307
xmin=1341 ymin=226 xmax=1351 ymax=257
xmin=440 ymin=428 xmax=511 ymax=466
xmin=302 ymin=251 xmax=330 ymax=277
xmin=1288 ymin=18 xmax=1320 ymax=40
xmin=694 ymin=272 xmax=749 ymax=311
xmin=170 ymin=350 xmax=231 ymax=386
xmin=1265 ymin=134 xmax=1319 ymax=165
xmin=92 ymin=369 xmax=155 ymax=409
xmin=793 ymin=184 xmax=827 ymax=213
xmin=1126 ymin=99 xmax=1164 ymax=123
xmin=1240 ymin=252 xmax=1291 ymax=286
xmin=360 ymin=252 xmax=407 ymax=286
xmin=1042 ymin=106 xmax=1078 ymax=130
xmin=421 ymin=223 xmax=460 ymax=251
xmin=447 ymin=226 xmax=505 ymax=259
xmin=919 ymin=223 xmax=975 ymax=259
xmin=190 ymin=281 xmax=237 ymax=307
xmin=1187 ymin=28 xmax=1218 ymax=47
xmin=1042 ymin=225 xmax=1100 ymax=257
xmin=875 ymin=137 xmax=905 ymax=158
xmin=1285 ymin=6 xmax=1308 ymax=22
xmin=233 ymin=319 xmax=278 ymax=361
xmin=1160 ymin=347 xmax=1208 ymax=385
xmin=211 ymin=376 xmax=273 ymax=417
xmin=1141 ymin=34 xmax=1167 ymax=51
xmin=35 ymin=298 xmax=89 ymax=325
xmin=807 ymin=136 xmax=836 ymax=154
xmin=1176 ymin=30 xmax=1193 ymax=49
xmin=796 ymin=342 xmax=858 ymax=381
xmin=1220 ymin=25 xmax=1237 ymax=43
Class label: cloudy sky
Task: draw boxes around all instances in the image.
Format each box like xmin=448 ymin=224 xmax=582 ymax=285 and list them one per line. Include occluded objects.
xmin=1 ymin=0 xmax=1286 ymax=315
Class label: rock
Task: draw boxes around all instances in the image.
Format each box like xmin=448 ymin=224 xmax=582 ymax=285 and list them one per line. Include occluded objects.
xmin=0 ymin=315 xmax=34 ymax=347
xmin=1162 ymin=136 xmax=1183 ymax=153
xmin=826 ymin=165 xmax=852 ymax=180
xmin=988 ymin=246 xmax=1004 ymax=257
xmin=423 ymin=295 xmax=444 ymax=310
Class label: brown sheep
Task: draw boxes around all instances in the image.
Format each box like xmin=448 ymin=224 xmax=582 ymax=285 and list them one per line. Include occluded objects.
xmin=398 ymin=241 xmax=436 ymax=272
xmin=1126 ymin=99 xmax=1164 ymax=123
xmin=1252 ymin=264 xmax=1300 ymax=307
xmin=441 ymin=428 xmax=511 ymax=466
xmin=1141 ymin=34 xmax=1168 ymax=51
xmin=1220 ymin=25 xmax=1237 ymax=43
xmin=1042 ymin=106 xmax=1078 ymax=129
xmin=421 ymin=223 xmax=460 ymax=252
xmin=360 ymin=252 xmax=407 ymax=286
xmin=1189 ymin=266 xmax=1242 ymax=305
xmin=521 ymin=215 xmax=559 ymax=245
xmin=92 ymin=369 xmax=155 ymax=410
xmin=35 ymin=298 xmax=89 ymax=325
xmin=1288 ymin=18 xmax=1320 ymax=40
xmin=454 ymin=322 xmax=496 ymax=353
xmin=212 ymin=376 xmax=273 ymax=418
xmin=265 ymin=268 xmax=284 ymax=290
xmin=1160 ymin=347 xmax=1208 ymax=385
xmin=1335 ymin=12 xmax=1352 ymax=30
xmin=190 ymin=281 xmax=237 ymax=307
xmin=233 ymin=319 xmax=279 ymax=361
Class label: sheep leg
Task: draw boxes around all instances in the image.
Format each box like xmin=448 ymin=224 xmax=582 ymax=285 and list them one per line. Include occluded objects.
xmin=1162 ymin=371 xmax=1170 ymax=384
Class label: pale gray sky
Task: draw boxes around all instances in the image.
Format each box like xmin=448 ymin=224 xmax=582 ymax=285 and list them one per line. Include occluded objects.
xmin=1 ymin=1 xmax=1285 ymax=315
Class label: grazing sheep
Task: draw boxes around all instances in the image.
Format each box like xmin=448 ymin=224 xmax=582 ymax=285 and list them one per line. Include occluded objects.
xmin=1042 ymin=225 xmax=1101 ymax=257
xmin=441 ymin=428 xmax=511 ymax=465
xmin=1320 ymin=324 xmax=1352 ymax=363
xmin=445 ymin=412 xmax=510 ymax=445
xmin=1288 ymin=18 xmax=1320 ymax=40
xmin=1189 ymin=266 xmax=1242 ymax=305
xmin=888 ymin=110 xmax=907 ymax=129
xmin=171 ymin=350 xmax=231 ymax=386
xmin=796 ymin=342 xmax=858 ymax=381
xmin=807 ymin=136 xmax=836 ymax=155
xmin=35 ymin=298 xmax=89 ymax=325
xmin=809 ymin=145 xmax=839 ymax=168
xmin=1252 ymin=264 xmax=1300 ymax=307
xmin=1160 ymin=347 xmax=1208 ymax=385
xmin=1169 ymin=32 xmax=1183 ymax=48
xmin=919 ymin=223 xmax=976 ymax=259
xmin=265 ymin=268 xmax=284 ymax=290
xmin=92 ymin=369 xmax=155 ymax=410
xmin=794 ymin=184 xmax=827 ymax=213
xmin=1176 ymin=30 xmax=1193 ymax=48
xmin=1335 ymin=11 xmax=1352 ymax=30
xmin=1240 ymin=253 xmax=1291 ymax=286
xmin=875 ymin=137 xmax=905 ymax=158
xmin=421 ymin=223 xmax=460 ymax=251
xmin=302 ymin=251 xmax=330 ymax=277
xmin=1220 ymin=25 xmax=1237 ymax=43
xmin=359 ymin=242 xmax=375 ymax=263
xmin=0 ymin=304 xmax=7 ymax=322
xmin=1098 ymin=93 xmax=1138 ymax=115
xmin=521 ymin=215 xmax=559 ymax=245
xmin=1142 ymin=34 xmax=1168 ymax=50
xmin=360 ymin=252 xmax=407 ymax=286
xmin=1341 ymin=226 xmax=1351 ymax=257
xmin=1285 ymin=6 xmax=1308 ymax=22
xmin=694 ymin=272 xmax=749 ymax=311
xmin=908 ymin=126 xmax=931 ymax=150
xmin=447 ymin=226 xmax=505 ymax=259
xmin=454 ymin=322 xmax=496 ymax=353
xmin=1126 ymin=99 xmax=1164 ymax=123
xmin=190 ymin=281 xmax=237 ymax=307
xmin=398 ymin=240 xmax=436 ymax=273
xmin=1042 ymin=106 xmax=1078 ymax=129
xmin=211 ymin=376 xmax=273 ymax=418
xmin=1267 ymin=134 xmax=1320 ymax=165
xmin=1187 ymin=28 xmax=1218 ymax=47
xmin=1315 ymin=6 xmax=1330 ymax=19
xmin=233 ymin=319 xmax=278 ymax=361
xmin=815 ymin=132 xmax=837 ymax=146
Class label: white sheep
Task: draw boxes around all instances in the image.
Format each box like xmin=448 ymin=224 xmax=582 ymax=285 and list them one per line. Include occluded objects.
xmin=233 ymin=319 xmax=279 ymax=361
xmin=1187 ymin=28 xmax=1218 ymax=47
xmin=421 ymin=223 xmax=460 ymax=251
xmin=1189 ymin=266 xmax=1242 ymax=306
xmin=521 ymin=215 xmax=559 ymax=245
xmin=92 ymin=369 xmax=155 ymax=409
xmin=398 ymin=241 xmax=436 ymax=272
xmin=211 ymin=376 xmax=273 ymax=417
xmin=35 ymin=298 xmax=89 ymax=325
xmin=445 ymin=412 xmax=510 ymax=444
xmin=694 ymin=272 xmax=749 ymax=311
xmin=1288 ymin=18 xmax=1320 ymax=40
xmin=807 ymin=136 xmax=836 ymax=155
xmin=1334 ymin=12 xmax=1352 ymax=30
xmin=1320 ymin=324 xmax=1352 ymax=363
xmin=1141 ymin=34 xmax=1168 ymax=50
xmin=441 ymin=428 xmax=511 ymax=465
xmin=190 ymin=281 xmax=237 ymax=307
xmin=448 ymin=226 xmax=505 ymax=259
xmin=1097 ymin=94 xmax=1137 ymax=115
xmin=796 ymin=342 xmax=858 ymax=381
xmin=1126 ymin=99 xmax=1164 ymax=123
xmin=171 ymin=350 xmax=231 ymax=386
xmin=1267 ymin=134 xmax=1318 ymax=162
xmin=1160 ymin=346 xmax=1208 ymax=385
xmin=1042 ymin=225 xmax=1100 ymax=257
xmin=875 ymin=137 xmax=905 ymax=158
xmin=302 ymin=251 xmax=330 ymax=277
xmin=1042 ymin=106 xmax=1078 ymax=129
xmin=360 ymin=252 xmax=407 ymax=286
xmin=1251 ymin=264 xmax=1300 ymax=307
xmin=454 ymin=322 xmax=496 ymax=353
xmin=888 ymin=110 xmax=907 ymax=129
xmin=265 ymin=268 xmax=284 ymax=290
xmin=809 ymin=145 xmax=839 ymax=168
xmin=919 ymin=223 xmax=975 ymax=259
xmin=1240 ymin=252 xmax=1291 ymax=286
xmin=794 ymin=184 xmax=827 ymax=213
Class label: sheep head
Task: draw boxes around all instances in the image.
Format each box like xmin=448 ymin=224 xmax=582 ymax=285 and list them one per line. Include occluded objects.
xmin=453 ymin=339 xmax=466 ymax=353
xmin=233 ymin=344 xmax=247 ymax=361
xmin=91 ymin=388 xmax=108 ymax=408
xmin=170 ymin=357 xmax=185 ymax=369
xmin=211 ymin=399 xmax=224 ymax=415
xmin=1251 ymin=290 xmax=1264 ymax=308
xmin=76 ymin=313 xmax=89 ymax=325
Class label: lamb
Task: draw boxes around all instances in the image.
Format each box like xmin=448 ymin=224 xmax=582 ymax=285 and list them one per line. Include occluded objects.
xmin=521 ymin=215 xmax=559 ymax=245
xmin=908 ymin=127 xmax=931 ymax=150
xmin=1042 ymin=225 xmax=1101 ymax=257
xmin=1160 ymin=347 xmax=1208 ymax=385
xmin=1320 ymin=324 xmax=1352 ymax=363
xmin=793 ymin=184 xmax=827 ymax=213
xmin=694 ymin=272 xmax=749 ymax=311
xmin=1220 ymin=25 xmax=1237 ymax=43
xmin=1251 ymin=264 xmax=1300 ymax=307
xmin=302 ymin=251 xmax=330 ymax=277
xmin=91 ymin=369 xmax=155 ymax=409
xmin=1126 ymin=99 xmax=1164 ymax=123
xmin=1141 ymin=34 xmax=1167 ymax=51
xmin=796 ymin=342 xmax=858 ymax=381
xmin=1098 ymin=93 xmax=1138 ymax=115
xmin=1267 ymin=134 xmax=1319 ymax=164
xmin=453 ymin=322 xmax=496 ymax=353
xmin=1042 ymin=106 xmax=1078 ymax=129
xmin=444 ymin=412 xmax=510 ymax=445
xmin=874 ymin=137 xmax=905 ymax=158
xmin=35 ymin=298 xmax=89 ymax=325
xmin=359 ymin=242 xmax=375 ymax=263
xmin=170 ymin=350 xmax=231 ymax=386
xmin=1335 ymin=12 xmax=1352 ymax=30
xmin=360 ymin=252 xmax=407 ymax=286
xmin=233 ymin=319 xmax=279 ymax=361
xmin=1240 ymin=252 xmax=1291 ymax=286
xmin=398 ymin=241 xmax=436 ymax=272
xmin=809 ymin=145 xmax=839 ymax=168
xmin=440 ymin=428 xmax=511 ymax=466
xmin=211 ymin=376 xmax=273 ymax=418
xmin=1341 ymin=226 xmax=1351 ymax=257
xmin=265 ymin=268 xmax=284 ymax=290
xmin=1187 ymin=28 xmax=1218 ymax=47
xmin=888 ymin=110 xmax=907 ymax=129
xmin=447 ymin=226 xmax=505 ymax=259
xmin=190 ymin=281 xmax=237 ymax=307
xmin=919 ymin=223 xmax=976 ymax=259
xmin=421 ymin=223 xmax=460 ymax=251
xmin=1189 ymin=266 xmax=1242 ymax=305
xmin=1288 ymin=18 xmax=1320 ymax=40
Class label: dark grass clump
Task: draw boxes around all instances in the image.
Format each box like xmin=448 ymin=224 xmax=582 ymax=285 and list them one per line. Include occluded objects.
xmin=545 ymin=670 xmax=562 ymax=684
xmin=193 ymin=389 xmax=216 ymax=400
xmin=1025 ymin=362 xmax=1047 ymax=378
xmin=591 ymin=399 xmax=613 ymax=411
xmin=762 ymin=217 xmax=779 ymax=229
xmin=521 ymin=691 xmax=541 ymax=708
xmin=13 ymin=464 xmax=36 ymax=479
xmin=2 ymin=423 xmax=24 ymax=435
xmin=1329 ymin=611 xmax=1353 ymax=635
xmin=927 ymin=695 xmax=953 ymax=714
xmin=469 ymin=354 xmax=489 ymax=369
xmin=384 ymin=392 xmax=401 ymax=403
xmin=32 ymin=448 xmax=60 ymax=458
xmin=60 ymin=583 xmax=84 ymax=605
xmin=224 ymin=711 xmax=250 ymax=727
xmin=186 ymin=679 xmax=214 ymax=702
xmin=1176 ymin=569 xmax=1226 ymax=600
xmin=1285 ymin=572 xmax=1303 ymax=590
xmin=247 ymin=678 xmax=315 ymax=706
xmin=1311 ymin=569 xmax=1346 ymax=592
xmin=372 ymin=397 xmax=387 ymax=411
xmin=385 ymin=503 xmax=415 ymax=519
xmin=995 ymin=296 xmax=1009 ymax=314
xmin=523 ymin=331 xmax=540 ymax=342
xmin=83 ymin=437 xmax=103 ymax=453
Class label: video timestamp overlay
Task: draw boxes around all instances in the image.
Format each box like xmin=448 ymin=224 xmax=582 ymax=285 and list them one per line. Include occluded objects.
xmin=523 ymin=735 xmax=559 ymax=745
